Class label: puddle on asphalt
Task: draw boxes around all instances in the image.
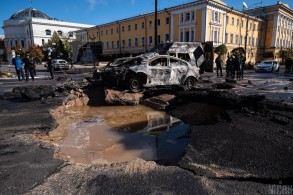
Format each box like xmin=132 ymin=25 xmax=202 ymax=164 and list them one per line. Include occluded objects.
xmin=52 ymin=103 xmax=220 ymax=165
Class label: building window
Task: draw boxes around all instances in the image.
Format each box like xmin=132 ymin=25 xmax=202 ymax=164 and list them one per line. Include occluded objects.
xmin=135 ymin=38 xmax=138 ymax=47
xmin=157 ymin=19 xmax=160 ymax=26
xmin=135 ymin=24 xmax=138 ymax=30
xmin=226 ymin=16 xmax=229 ymax=25
xmin=128 ymin=25 xmax=131 ymax=31
xmin=230 ymin=34 xmax=234 ymax=44
xmin=42 ymin=39 xmax=44 ymax=46
xmin=241 ymin=20 xmax=244 ymax=28
xmin=45 ymin=29 xmax=51 ymax=36
xmin=232 ymin=17 xmax=234 ymax=25
xmin=57 ymin=30 xmax=62 ymax=36
xmin=252 ymin=37 xmax=255 ymax=46
xmin=141 ymin=37 xmax=145 ymax=46
xmin=191 ymin=30 xmax=194 ymax=42
xmin=122 ymin=26 xmax=125 ymax=32
xmin=212 ymin=11 xmax=220 ymax=23
xmin=148 ymin=36 xmax=152 ymax=45
xmin=106 ymin=42 xmax=109 ymax=49
xmin=149 ymin=21 xmax=152 ymax=28
xmin=236 ymin=35 xmax=239 ymax=44
xmin=181 ymin=14 xmax=184 ymax=23
xmin=157 ymin=35 xmax=161 ymax=44
xmin=237 ymin=19 xmax=239 ymax=26
xmin=122 ymin=40 xmax=125 ymax=47
xmin=166 ymin=17 xmax=169 ymax=25
xmin=240 ymin=35 xmax=243 ymax=45
xmin=106 ymin=30 xmax=108 ymax=35
xmin=191 ymin=12 xmax=195 ymax=21
xmin=101 ymin=31 xmax=103 ymax=36
xmin=111 ymin=41 xmax=114 ymax=49
xmin=186 ymin=13 xmax=190 ymax=21
xmin=225 ymin=33 xmax=228 ymax=43
xmin=117 ymin=40 xmax=120 ymax=48
xmin=116 ymin=27 xmax=119 ymax=33
xmin=128 ymin=39 xmax=131 ymax=47
xmin=180 ymin=31 xmax=183 ymax=42
xmin=142 ymin=22 xmax=145 ymax=29
xmin=253 ymin=24 xmax=256 ymax=31
xmin=111 ymin=29 xmax=113 ymax=34
xmin=250 ymin=23 xmax=252 ymax=30
xmin=165 ymin=33 xmax=169 ymax=42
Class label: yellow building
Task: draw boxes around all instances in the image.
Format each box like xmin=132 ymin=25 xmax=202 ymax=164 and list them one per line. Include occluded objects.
xmin=76 ymin=0 xmax=293 ymax=64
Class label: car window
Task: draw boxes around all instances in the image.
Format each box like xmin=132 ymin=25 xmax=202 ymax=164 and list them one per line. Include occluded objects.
xmin=149 ymin=57 xmax=168 ymax=66
xmin=263 ymin=61 xmax=273 ymax=65
xmin=170 ymin=58 xmax=188 ymax=66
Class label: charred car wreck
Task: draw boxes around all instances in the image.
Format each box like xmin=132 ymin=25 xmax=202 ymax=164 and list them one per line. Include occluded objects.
xmin=94 ymin=42 xmax=210 ymax=92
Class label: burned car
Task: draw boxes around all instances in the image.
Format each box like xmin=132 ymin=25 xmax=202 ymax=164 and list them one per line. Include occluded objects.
xmin=95 ymin=52 xmax=201 ymax=91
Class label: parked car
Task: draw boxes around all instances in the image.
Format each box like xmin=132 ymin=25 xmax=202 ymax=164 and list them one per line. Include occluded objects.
xmin=255 ymin=60 xmax=280 ymax=72
xmin=95 ymin=52 xmax=201 ymax=92
xmin=51 ymin=59 xmax=69 ymax=70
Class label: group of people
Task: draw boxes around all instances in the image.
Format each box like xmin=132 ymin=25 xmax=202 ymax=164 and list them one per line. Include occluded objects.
xmin=215 ymin=53 xmax=246 ymax=79
xmin=12 ymin=54 xmax=37 ymax=82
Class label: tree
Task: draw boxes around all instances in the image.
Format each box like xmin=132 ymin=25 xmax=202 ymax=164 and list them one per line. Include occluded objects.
xmin=27 ymin=45 xmax=45 ymax=62
xmin=43 ymin=31 xmax=71 ymax=60
xmin=214 ymin=44 xmax=228 ymax=56
xmin=231 ymin=47 xmax=245 ymax=56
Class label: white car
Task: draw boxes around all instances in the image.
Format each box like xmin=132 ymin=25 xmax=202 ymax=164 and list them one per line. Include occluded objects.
xmin=52 ymin=59 xmax=69 ymax=70
xmin=97 ymin=53 xmax=201 ymax=92
xmin=255 ymin=60 xmax=280 ymax=72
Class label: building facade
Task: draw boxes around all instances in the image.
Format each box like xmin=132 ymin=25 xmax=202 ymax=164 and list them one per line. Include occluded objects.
xmin=77 ymin=0 xmax=293 ymax=64
xmin=2 ymin=7 xmax=94 ymax=50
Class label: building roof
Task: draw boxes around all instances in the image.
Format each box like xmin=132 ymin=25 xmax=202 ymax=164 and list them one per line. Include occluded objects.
xmin=9 ymin=8 xmax=52 ymax=20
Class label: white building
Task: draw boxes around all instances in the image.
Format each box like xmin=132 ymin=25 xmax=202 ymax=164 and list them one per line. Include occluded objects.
xmin=2 ymin=7 xmax=94 ymax=50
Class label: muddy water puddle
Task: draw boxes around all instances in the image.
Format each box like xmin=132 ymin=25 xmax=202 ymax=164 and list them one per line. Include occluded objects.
xmin=52 ymin=105 xmax=190 ymax=165
xmin=51 ymin=103 xmax=221 ymax=165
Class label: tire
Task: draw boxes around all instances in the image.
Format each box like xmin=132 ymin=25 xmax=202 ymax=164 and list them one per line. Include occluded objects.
xmin=129 ymin=77 xmax=141 ymax=92
xmin=184 ymin=77 xmax=196 ymax=90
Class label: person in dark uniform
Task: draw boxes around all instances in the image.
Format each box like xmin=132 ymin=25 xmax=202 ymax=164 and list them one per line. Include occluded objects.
xmin=47 ymin=56 xmax=54 ymax=80
xmin=215 ymin=55 xmax=223 ymax=77
xmin=22 ymin=54 xmax=34 ymax=82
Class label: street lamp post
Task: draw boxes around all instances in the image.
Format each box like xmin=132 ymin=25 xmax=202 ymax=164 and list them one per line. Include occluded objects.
xmin=243 ymin=1 xmax=263 ymax=59
xmin=89 ymin=36 xmax=96 ymax=68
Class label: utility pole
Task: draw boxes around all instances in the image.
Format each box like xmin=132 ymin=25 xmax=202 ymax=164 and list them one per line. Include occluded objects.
xmin=154 ymin=0 xmax=158 ymax=46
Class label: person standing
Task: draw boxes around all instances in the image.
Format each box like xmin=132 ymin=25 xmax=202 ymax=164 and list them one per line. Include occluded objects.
xmin=22 ymin=54 xmax=34 ymax=82
xmin=231 ymin=54 xmax=240 ymax=79
xmin=30 ymin=56 xmax=37 ymax=76
xmin=13 ymin=54 xmax=25 ymax=81
xmin=47 ymin=56 xmax=54 ymax=80
xmin=226 ymin=53 xmax=232 ymax=78
xmin=215 ymin=55 xmax=223 ymax=77
xmin=239 ymin=53 xmax=246 ymax=78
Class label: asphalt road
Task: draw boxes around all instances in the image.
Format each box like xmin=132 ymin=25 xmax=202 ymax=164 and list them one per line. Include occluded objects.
xmin=0 ymin=66 xmax=292 ymax=194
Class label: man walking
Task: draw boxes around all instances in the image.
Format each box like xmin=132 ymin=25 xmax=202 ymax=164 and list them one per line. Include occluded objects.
xmin=22 ymin=54 xmax=34 ymax=82
xmin=12 ymin=54 xmax=25 ymax=81
xmin=215 ymin=55 xmax=223 ymax=77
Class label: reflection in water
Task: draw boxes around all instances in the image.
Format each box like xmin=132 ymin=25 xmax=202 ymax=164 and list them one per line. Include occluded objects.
xmin=58 ymin=105 xmax=190 ymax=165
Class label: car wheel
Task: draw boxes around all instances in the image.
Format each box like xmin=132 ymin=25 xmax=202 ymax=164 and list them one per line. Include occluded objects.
xmin=184 ymin=77 xmax=196 ymax=90
xmin=129 ymin=77 xmax=141 ymax=92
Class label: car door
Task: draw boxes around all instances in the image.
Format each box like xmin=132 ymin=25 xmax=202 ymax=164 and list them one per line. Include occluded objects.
xmin=169 ymin=57 xmax=188 ymax=84
xmin=148 ymin=56 xmax=171 ymax=85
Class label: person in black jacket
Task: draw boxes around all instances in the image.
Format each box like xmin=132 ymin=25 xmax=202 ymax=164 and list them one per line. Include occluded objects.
xmin=47 ymin=56 xmax=54 ymax=80
xmin=22 ymin=54 xmax=34 ymax=82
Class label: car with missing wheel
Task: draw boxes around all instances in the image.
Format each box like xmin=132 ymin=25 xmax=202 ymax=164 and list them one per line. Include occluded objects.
xmin=95 ymin=52 xmax=201 ymax=92
xmin=255 ymin=60 xmax=280 ymax=72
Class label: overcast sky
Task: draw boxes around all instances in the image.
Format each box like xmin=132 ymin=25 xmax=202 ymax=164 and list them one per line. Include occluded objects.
xmin=1 ymin=0 xmax=292 ymax=35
